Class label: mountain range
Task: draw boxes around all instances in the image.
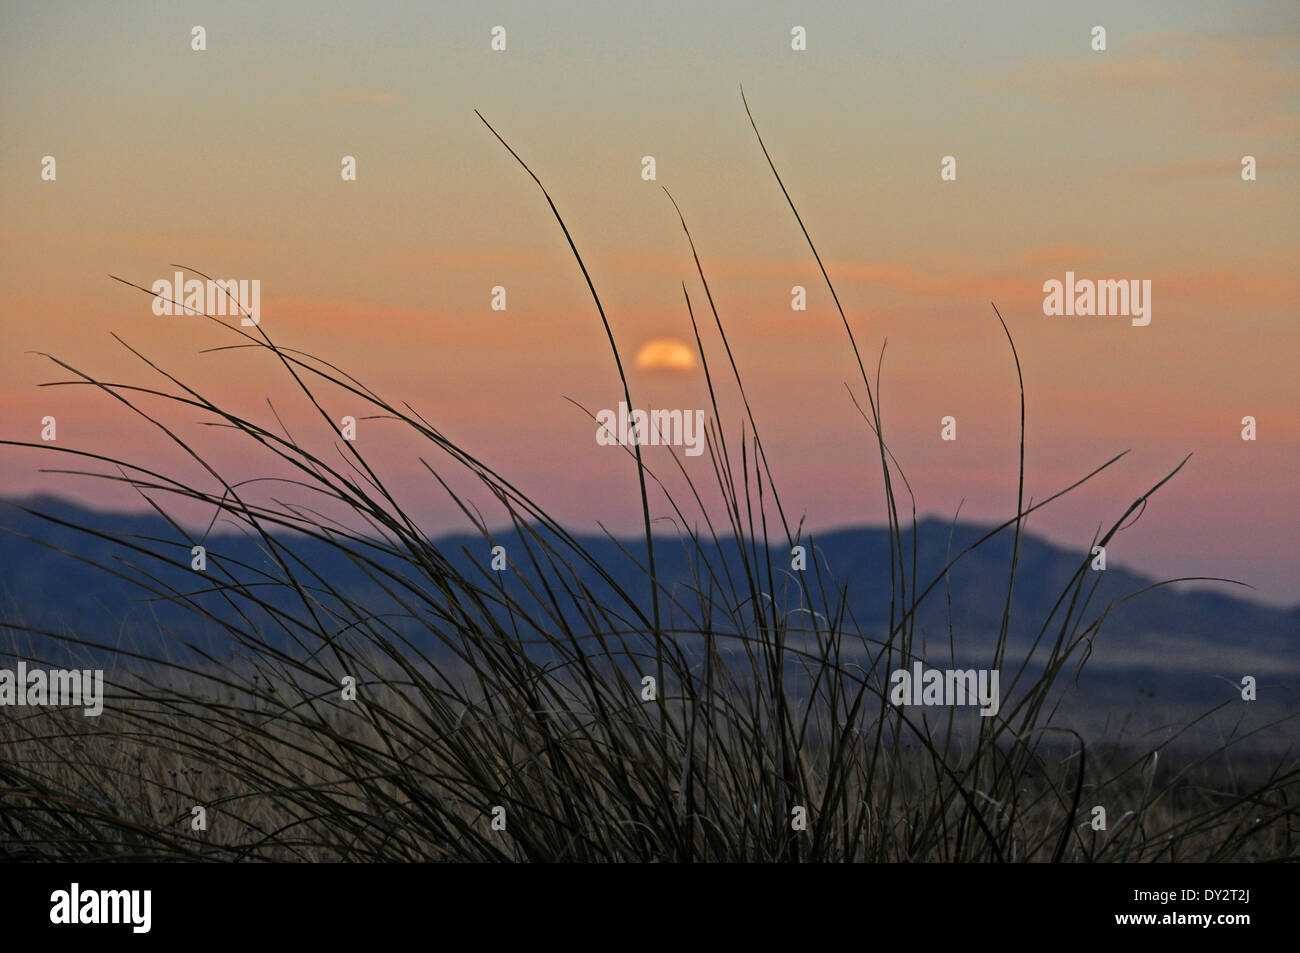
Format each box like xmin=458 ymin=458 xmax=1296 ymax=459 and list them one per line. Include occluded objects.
xmin=1 ymin=494 xmax=1295 ymax=748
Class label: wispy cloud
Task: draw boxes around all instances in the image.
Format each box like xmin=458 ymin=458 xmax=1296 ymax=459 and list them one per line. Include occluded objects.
xmin=979 ymin=29 xmax=1299 ymax=137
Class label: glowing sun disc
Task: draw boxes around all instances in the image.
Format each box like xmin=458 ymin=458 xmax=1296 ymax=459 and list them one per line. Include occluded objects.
xmin=634 ymin=337 xmax=695 ymax=371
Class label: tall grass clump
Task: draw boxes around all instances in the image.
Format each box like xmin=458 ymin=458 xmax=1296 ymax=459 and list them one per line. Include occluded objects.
xmin=1 ymin=94 xmax=1296 ymax=862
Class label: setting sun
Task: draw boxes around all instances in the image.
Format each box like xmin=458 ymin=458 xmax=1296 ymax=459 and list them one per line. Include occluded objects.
xmin=634 ymin=336 xmax=695 ymax=371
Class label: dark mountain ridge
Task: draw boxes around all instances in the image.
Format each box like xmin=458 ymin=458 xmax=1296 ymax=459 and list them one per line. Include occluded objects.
xmin=1 ymin=496 xmax=1294 ymax=729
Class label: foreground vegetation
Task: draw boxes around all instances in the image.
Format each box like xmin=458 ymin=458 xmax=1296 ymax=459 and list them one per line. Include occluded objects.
xmin=2 ymin=95 xmax=1295 ymax=861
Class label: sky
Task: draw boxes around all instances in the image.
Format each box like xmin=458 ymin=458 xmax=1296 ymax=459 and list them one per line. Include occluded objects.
xmin=1 ymin=1 xmax=1296 ymax=604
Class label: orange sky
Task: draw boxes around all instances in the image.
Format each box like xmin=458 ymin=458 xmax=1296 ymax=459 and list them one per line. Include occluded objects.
xmin=1 ymin=1 xmax=1296 ymax=604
